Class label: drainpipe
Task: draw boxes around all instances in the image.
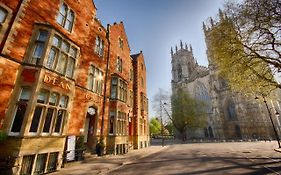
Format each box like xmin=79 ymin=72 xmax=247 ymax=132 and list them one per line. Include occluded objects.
xmin=0 ymin=0 xmax=25 ymax=54
xmin=100 ymin=24 xmax=111 ymax=138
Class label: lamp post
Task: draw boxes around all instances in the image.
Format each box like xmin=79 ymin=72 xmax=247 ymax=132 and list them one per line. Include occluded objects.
xmin=256 ymin=95 xmax=281 ymax=148
xmin=160 ymin=100 xmax=164 ymax=147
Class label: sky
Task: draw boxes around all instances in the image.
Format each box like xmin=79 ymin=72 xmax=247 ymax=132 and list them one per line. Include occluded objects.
xmin=94 ymin=0 xmax=225 ymax=118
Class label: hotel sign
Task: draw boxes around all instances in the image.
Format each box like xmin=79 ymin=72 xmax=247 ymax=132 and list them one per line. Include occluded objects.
xmin=43 ymin=74 xmax=71 ymax=91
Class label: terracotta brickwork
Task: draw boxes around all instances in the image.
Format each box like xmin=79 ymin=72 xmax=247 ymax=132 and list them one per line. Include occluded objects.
xmin=0 ymin=0 xmax=148 ymax=174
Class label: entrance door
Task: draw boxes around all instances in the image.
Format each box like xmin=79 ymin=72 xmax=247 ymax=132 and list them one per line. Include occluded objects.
xmin=84 ymin=107 xmax=96 ymax=144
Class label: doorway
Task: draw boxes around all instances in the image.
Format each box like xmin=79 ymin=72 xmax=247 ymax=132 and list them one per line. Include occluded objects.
xmin=84 ymin=106 xmax=97 ymax=145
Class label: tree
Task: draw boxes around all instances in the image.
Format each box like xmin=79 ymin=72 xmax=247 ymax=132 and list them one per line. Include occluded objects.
xmin=206 ymin=0 xmax=281 ymax=95
xmin=165 ymin=121 xmax=174 ymax=136
xmin=149 ymin=118 xmax=161 ymax=137
xmin=170 ymin=88 xmax=207 ymax=141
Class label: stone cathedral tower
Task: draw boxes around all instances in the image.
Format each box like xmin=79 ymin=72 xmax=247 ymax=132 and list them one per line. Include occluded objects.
xmin=171 ymin=36 xmax=281 ymax=140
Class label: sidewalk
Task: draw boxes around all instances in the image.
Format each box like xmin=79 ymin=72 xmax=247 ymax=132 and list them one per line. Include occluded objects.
xmin=51 ymin=145 xmax=168 ymax=175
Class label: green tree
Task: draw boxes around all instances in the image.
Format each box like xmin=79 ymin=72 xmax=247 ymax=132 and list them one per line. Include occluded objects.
xmin=165 ymin=121 xmax=174 ymax=136
xmin=149 ymin=117 xmax=161 ymax=137
xmin=170 ymin=88 xmax=207 ymax=141
xmin=206 ymin=0 xmax=280 ymax=95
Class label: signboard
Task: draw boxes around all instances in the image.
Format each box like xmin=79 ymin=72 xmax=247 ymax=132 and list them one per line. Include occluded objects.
xmin=66 ymin=135 xmax=76 ymax=161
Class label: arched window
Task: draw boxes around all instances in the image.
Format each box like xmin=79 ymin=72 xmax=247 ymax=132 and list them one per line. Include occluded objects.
xmin=195 ymin=82 xmax=211 ymax=113
xmin=227 ymin=101 xmax=237 ymax=120
xmin=177 ymin=64 xmax=182 ymax=79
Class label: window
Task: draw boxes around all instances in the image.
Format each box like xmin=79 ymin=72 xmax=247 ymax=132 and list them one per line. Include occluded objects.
xmin=29 ymin=30 xmax=49 ymax=65
xmin=177 ymin=64 xmax=182 ymax=80
xmin=27 ymin=27 xmax=79 ymax=78
xmin=57 ymin=3 xmax=74 ymax=32
xmin=0 ymin=7 xmax=7 ymax=24
xmin=88 ymin=65 xmax=104 ymax=95
xmin=118 ymin=37 xmax=123 ymax=49
xmin=110 ymin=77 xmax=118 ymax=99
xmin=10 ymin=87 xmax=31 ymax=134
xmin=29 ymin=89 xmax=68 ymax=135
xmin=116 ymin=57 xmax=122 ymax=72
xmin=110 ymin=77 xmax=127 ymax=102
xmin=20 ymin=152 xmax=59 ymax=175
xmin=94 ymin=36 xmax=104 ymax=57
xmin=227 ymin=102 xmax=237 ymax=120
xmin=47 ymin=35 xmax=78 ymax=78
xmin=109 ymin=111 xmax=115 ymax=134
xmin=34 ymin=153 xmax=47 ymax=175
xmin=20 ymin=155 xmax=35 ymax=175
xmin=117 ymin=111 xmax=127 ymax=135
xmin=141 ymin=77 xmax=144 ymax=88
xmin=47 ymin=152 xmax=59 ymax=173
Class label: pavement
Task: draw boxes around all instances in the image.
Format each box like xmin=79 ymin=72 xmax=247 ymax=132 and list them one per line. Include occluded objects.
xmin=51 ymin=145 xmax=168 ymax=175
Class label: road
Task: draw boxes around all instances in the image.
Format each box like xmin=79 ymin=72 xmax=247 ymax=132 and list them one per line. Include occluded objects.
xmin=108 ymin=142 xmax=281 ymax=175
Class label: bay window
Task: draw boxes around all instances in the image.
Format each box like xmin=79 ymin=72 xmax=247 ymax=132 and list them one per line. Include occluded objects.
xmin=26 ymin=26 xmax=79 ymax=79
xmin=110 ymin=77 xmax=127 ymax=102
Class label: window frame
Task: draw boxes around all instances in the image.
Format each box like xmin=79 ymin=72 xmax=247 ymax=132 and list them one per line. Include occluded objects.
xmin=25 ymin=26 xmax=79 ymax=79
xmin=94 ymin=35 xmax=104 ymax=58
xmin=88 ymin=65 xmax=104 ymax=95
xmin=110 ymin=76 xmax=128 ymax=103
xmin=9 ymin=87 xmax=32 ymax=136
xmin=28 ymin=89 xmax=69 ymax=136
xmin=0 ymin=3 xmax=12 ymax=43
xmin=56 ymin=2 xmax=75 ymax=32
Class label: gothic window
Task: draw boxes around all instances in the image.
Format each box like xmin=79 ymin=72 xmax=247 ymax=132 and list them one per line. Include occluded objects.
xmin=195 ymin=82 xmax=211 ymax=113
xmin=177 ymin=65 xmax=182 ymax=79
xmin=227 ymin=101 xmax=237 ymax=120
xmin=56 ymin=3 xmax=74 ymax=32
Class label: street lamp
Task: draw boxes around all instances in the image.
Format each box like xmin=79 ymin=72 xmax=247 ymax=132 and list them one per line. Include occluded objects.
xmin=255 ymin=95 xmax=281 ymax=148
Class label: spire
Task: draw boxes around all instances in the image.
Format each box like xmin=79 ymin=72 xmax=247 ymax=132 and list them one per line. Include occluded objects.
xmin=185 ymin=43 xmax=188 ymax=50
xmin=210 ymin=17 xmax=214 ymax=26
xmin=180 ymin=40 xmax=183 ymax=49
xmin=219 ymin=9 xmax=224 ymax=20
xmin=189 ymin=44 xmax=193 ymax=54
xmin=171 ymin=47 xmax=174 ymax=56
xmin=203 ymin=22 xmax=206 ymax=32
xmin=175 ymin=45 xmax=178 ymax=52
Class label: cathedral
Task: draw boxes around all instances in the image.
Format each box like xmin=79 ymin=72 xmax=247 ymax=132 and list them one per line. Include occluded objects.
xmin=171 ymin=31 xmax=281 ymax=140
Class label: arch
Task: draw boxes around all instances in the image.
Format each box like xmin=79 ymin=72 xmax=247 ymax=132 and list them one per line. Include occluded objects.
xmin=194 ymin=82 xmax=211 ymax=113
xmin=208 ymin=126 xmax=214 ymax=138
xmin=177 ymin=64 xmax=182 ymax=80
xmin=84 ymin=106 xmax=98 ymax=145
xmin=226 ymin=100 xmax=237 ymax=120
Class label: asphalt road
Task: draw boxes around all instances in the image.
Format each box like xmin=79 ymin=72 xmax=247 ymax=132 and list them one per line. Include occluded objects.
xmin=108 ymin=142 xmax=281 ymax=175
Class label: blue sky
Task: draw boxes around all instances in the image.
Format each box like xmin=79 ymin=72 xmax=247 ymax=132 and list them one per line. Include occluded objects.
xmin=94 ymin=0 xmax=225 ymax=118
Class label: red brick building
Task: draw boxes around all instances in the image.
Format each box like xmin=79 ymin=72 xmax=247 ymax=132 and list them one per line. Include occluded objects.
xmin=0 ymin=0 xmax=149 ymax=174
